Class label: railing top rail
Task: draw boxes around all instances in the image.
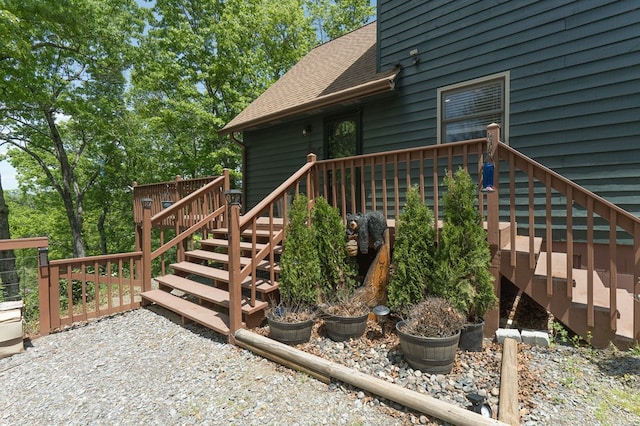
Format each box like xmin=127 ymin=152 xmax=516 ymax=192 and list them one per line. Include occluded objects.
xmin=151 ymin=174 xmax=226 ymax=224
xmin=49 ymin=251 xmax=143 ymax=266
xmin=239 ymin=154 xmax=317 ymax=228
xmin=498 ymin=142 xmax=640 ymax=234
xmin=315 ymin=138 xmax=487 ymax=165
xmin=133 ymin=175 xmax=217 ymax=189
xmin=0 ymin=237 xmax=49 ymax=250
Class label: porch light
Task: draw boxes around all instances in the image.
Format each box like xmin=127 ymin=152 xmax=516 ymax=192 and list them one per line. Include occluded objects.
xmin=466 ymin=393 xmax=492 ymax=418
xmin=38 ymin=247 xmax=49 ymax=268
xmin=373 ymin=305 xmax=390 ymax=337
xmin=141 ymin=198 xmax=153 ymax=209
xmin=224 ymin=189 xmax=242 ymax=206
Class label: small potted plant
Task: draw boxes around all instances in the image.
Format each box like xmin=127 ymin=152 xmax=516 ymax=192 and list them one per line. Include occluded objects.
xmin=267 ymin=194 xmax=320 ymax=345
xmin=396 ymin=297 xmax=465 ymax=374
xmin=313 ymin=197 xmax=369 ymax=341
xmin=432 ymin=168 xmax=497 ymax=351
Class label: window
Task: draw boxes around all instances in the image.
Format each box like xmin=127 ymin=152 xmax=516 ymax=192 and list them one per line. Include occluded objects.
xmin=324 ymin=112 xmax=362 ymax=159
xmin=437 ymin=72 xmax=509 ymax=144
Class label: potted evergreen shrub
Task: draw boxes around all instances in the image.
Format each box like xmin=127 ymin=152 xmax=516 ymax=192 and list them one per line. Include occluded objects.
xmin=387 ymin=186 xmax=463 ymax=374
xmin=432 ymin=168 xmax=498 ymax=351
xmin=267 ymin=194 xmax=320 ymax=345
xmin=312 ymin=197 xmax=368 ymax=341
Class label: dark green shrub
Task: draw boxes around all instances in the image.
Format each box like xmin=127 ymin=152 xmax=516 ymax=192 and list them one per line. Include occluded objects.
xmin=387 ymin=186 xmax=436 ymax=314
xmin=311 ymin=197 xmax=358 ymax=301
xmin=279 ymin=194 xmax=320 ymax=308
xmin=433 ymin=168 xmax=497 ymax=322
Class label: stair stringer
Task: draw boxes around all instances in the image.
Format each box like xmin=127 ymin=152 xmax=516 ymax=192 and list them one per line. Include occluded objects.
xmin=500 ymin=239 xmax=619 ymax=349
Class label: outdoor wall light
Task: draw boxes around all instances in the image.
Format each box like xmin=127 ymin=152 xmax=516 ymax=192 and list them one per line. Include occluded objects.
xmin=141 ymin=198 xmax=153 ymax=209
xmin=224 ymin=189 xmax=242 ymax=206
xmin=302 ymin=124 xmax=312 ymax=136
xmin=466 ymin=393 xmax=492 ymax=418
xmin=410 ymin=48 xmax=420 ymax=65
xmin=38 ymin=247 xmax=49 ymax=268
xmin=373 ymin=305 xmax=390 ymax=337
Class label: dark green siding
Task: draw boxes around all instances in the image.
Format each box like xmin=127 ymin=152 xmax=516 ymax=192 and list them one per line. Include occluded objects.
xmin=244 ymin=116 xmax=325 ymax=209
xmin=244 ymin=0 xmax=640 ymax=222
xmin=372 ymin=0 xmax=640 ymax=216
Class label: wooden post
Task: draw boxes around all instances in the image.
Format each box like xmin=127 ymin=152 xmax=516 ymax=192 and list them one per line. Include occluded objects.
xmin=37 ymin=241 xmax=51 ymax=336
xmin=634 ymin=222 xmax=640 ymax=345
xmin=141 ymin=199 xmax=152 ymax=294
xmin=485 ymin=123 xmax=502 ymax=337
xmin=499 ymin=338 xmax=519 ymax=425
xmin=228 ymin=200 xmax=243 ymax=339
xmin=306 ymin=153 xmax=316 ymax=200
xmin=234 ymin=329 xmax=509 ymax=426
xmin=222 ymin=169 xmax=230 ymax=228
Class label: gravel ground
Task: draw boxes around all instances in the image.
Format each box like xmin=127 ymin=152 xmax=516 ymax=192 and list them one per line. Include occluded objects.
xmin=1 ymin=307 xmax=639 ymax=425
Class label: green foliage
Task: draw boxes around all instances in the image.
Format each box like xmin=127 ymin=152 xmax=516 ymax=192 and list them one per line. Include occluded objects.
xmin=279 ymin=194 xmax=320 ymax=307
xmin=306 ymin=0 xmax=374 ymax=42
xmin=387 ymin=186 xmax=436 ymax=314
xmin=433 ymin=168 xmax=497 ymax=322
xmin=311 ymin=197 xmax=358 ymax=300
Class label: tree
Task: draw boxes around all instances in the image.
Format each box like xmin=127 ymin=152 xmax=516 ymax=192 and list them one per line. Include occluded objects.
xmin=130 ymin=0 xmax=315 ymax=184
xmin=0 ymin=0 xmax=146 ymax=257
xmin=306 ymin=0 xmax=375 ymax=43
xmin=0 ymin=176 xmax=19 ymax=300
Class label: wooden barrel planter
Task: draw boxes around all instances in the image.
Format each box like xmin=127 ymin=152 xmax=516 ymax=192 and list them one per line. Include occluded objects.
xmin=323 ymin=312 xmax=369 ymax=342
xmin=267 ymin=316 xmax=314 ymax=345
xmin=396 ymin=321 xmax=460 ymax=374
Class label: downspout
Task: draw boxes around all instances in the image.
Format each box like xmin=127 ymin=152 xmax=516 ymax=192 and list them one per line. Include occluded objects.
xmin=230 ymin=131 xmax=246 ymax=213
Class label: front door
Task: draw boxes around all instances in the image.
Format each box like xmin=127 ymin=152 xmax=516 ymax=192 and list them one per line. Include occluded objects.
xmin=325 ymin=111 xmax=362 ymax=213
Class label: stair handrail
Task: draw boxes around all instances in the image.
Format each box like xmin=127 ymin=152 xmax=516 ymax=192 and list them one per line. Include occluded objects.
xmin=495 ymin=133 xmax=640 ymax=347
xmin=141 ymin=170 xmax=230 ymax=289
xmin=226 ymin=154 xmax=317 ymax=336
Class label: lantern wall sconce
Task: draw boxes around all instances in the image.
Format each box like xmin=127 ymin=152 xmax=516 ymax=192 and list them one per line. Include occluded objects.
xmin=410 ymin=48 xmax=420 ymax=65
xmin=224 ymin=189 xmax=242 ymax=206
xmin=302 ymin=124 xmax=312 ymax=137
xmin=38 ymin=247 xmax=49 ymax=268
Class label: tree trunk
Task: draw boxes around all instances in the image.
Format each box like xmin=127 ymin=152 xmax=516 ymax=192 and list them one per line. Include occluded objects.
xmin=98 ymin=207 xmax=107 ymax=255
xmin=0 ymin=176 xmax=20 ymax=300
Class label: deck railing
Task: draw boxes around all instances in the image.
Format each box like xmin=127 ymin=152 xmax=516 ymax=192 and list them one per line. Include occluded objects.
xmin=133 ymin=175 xmax=221 ymax=226
xmin=45 ymin=251 xmax=143 ymax=333
xmin=140 ymin=171 xmax=230 ymax=286
xmin=494 ymin=138 xmax=640 ymax=345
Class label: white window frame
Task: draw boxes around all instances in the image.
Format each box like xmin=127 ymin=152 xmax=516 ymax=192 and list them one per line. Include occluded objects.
xmin=437 ymin=71 xmax=510 ymax=144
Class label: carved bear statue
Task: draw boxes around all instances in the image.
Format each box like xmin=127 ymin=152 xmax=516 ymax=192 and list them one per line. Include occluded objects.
xmin=346 ymin=211 xmax=388 ymax=254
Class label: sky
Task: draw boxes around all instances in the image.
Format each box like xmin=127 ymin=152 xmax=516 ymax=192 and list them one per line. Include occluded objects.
xmin=0 ymin=157 xmax=17 ymax=190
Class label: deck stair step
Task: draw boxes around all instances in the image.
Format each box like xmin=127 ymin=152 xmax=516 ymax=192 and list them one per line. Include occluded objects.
xmin=200 ymin=238 xmax=282 ymax=254
xmin=170 ymin=261 xmax=279 ymax=295
xmin=212 ymin=228 xmax=281 ymax=239
xmin=185 ymin=249 xmax=280 ymax=273
xmin=156 ymin=274 xmax=267 ymax=315
xmin=502 ymin=235 xmax=543 ymax=255
xmin=141 ymin=289 xmax=234 ymax=335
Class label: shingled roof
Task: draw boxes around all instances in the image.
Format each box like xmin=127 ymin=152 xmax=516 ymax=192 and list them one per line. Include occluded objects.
xmin=220 ymin=22 xmax=399 ymax=135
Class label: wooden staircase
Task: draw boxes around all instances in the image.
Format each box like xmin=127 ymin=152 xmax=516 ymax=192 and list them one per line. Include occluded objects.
xmin=141 ymin=218 xmax=282 ymax=337
xmin=500 ymin=232 xmax=636 ymax=349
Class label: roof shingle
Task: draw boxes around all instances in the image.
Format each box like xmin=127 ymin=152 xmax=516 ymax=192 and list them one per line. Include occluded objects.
xmin=220 ymin=22 xmax=398 ymax=135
